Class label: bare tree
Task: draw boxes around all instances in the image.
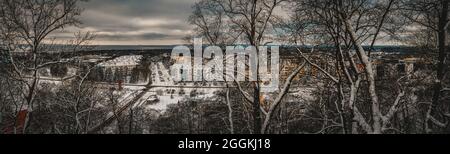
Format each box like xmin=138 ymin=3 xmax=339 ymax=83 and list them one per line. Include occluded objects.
xmin=0 ymin=0 xmax=93 ymax=133
xmin=401 ymin=0 xmax=449 ymax=133
xmin=50 ymin=63 xmax=111 ymax=134
xmin=189 ymin=0 xmax=317 ymax=134
xmin=286 ymin=0 xmax=410 ymax=134
xmin=189 ymin=1 xmax=241 ymax=46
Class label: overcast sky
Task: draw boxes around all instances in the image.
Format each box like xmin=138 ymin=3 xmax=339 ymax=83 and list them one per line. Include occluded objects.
xmin=50 ymin=0 xmax=411 ymax=46
xmin=54 ymin=0 xmax=198 ymax=45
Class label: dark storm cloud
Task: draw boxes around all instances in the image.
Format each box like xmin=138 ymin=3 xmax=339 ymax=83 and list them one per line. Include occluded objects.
xmin=72 ymin=0 xmax=198 ymax=44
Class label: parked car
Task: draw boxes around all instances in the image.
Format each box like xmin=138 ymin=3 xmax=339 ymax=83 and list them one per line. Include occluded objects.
xmin=145 ymin=95 xmax=160 ymax=105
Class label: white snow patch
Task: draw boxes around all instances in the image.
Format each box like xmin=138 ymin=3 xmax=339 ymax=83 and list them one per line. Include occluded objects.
xmin=98 ymin=55 xmax=143 ymax=67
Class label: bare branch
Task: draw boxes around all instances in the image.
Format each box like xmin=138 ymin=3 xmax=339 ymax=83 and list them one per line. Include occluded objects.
xmin=261 ymin=61 xmax=307 ymax=133
xmin=382 ymin=91 xmax=405 ymax=123
xmin=429 ymin=116 xmax=447 ymax=128
xmin=296 ymin=47 xmax=339 ymax=83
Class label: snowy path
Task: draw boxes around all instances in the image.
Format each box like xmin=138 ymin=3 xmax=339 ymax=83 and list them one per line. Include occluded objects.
xmin=157 ymin=62 xmax=174 ymax=85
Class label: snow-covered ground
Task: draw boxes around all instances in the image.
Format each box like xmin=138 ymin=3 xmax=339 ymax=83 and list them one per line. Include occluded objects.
xmin=102 ymin=60 xmax=314 ymax=114
xmin=97 ymin=55 xmax=143 ymax=67
xmin=33 ymin=55 xmax=314 ymax=116
xmin=122 ymin=62 xmax=221 ymax=113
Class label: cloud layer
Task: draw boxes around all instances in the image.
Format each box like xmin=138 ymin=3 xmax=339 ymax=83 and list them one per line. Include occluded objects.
xmin=54 ymin=0 xmax=197 ymax=45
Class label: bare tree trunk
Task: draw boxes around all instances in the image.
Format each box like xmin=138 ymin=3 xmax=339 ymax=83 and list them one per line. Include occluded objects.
xmin=129 ymin=107 xmax=133 ymax=134
xmin=343 ymin=18 xmax=382 ymax=134
xmin=427 ymin=0 xmax=448 ymax=133
xmin=22 ymin=46 xmax=39 ymax=134
xmin=226 ymin=88 xmax=234 ymax=134
xmin=253 ymin=82 xmax=262 ymax=134
xmin=261 ymin=60 xmax=307 ymax=134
